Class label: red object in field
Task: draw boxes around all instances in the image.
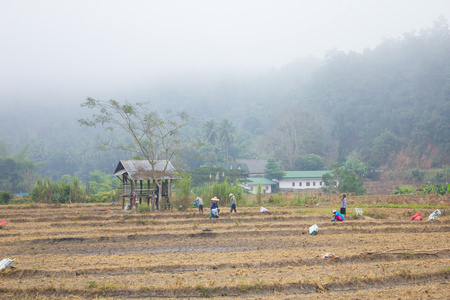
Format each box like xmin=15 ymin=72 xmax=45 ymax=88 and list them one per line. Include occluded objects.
xmin=1 ymin=219 xmax=6 ymax=226
xmin=410 ymin=212 xmax=419 ymax=221
xmin=105 ymin=209 xmax=110 ymax=212
xmin=414 ymin=214 xmax=424 ymax=221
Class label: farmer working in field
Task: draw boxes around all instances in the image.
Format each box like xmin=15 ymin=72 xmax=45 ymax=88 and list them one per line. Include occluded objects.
xmin=210 ymin=196 xmax=220 ymax=218
xmin=229 ymin=193 xmax=237 ymax=213
xmin=332 ymin=210 xmax=345 ymax=221
xmin=340 ymin=194 xmax=347 ymax=216
xmin=196 ymin=196 xmax=203 ymax=214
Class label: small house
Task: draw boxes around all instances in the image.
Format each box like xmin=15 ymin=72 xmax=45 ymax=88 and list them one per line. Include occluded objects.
xmin=245 ymin=177 xmax=277 ymax=194
xmin=235 ymin=159 xmax=267 ymax=177
xmin=278 ymin=171 xmax=330 ymax=191
xmin=114 ymin=160 xmax=177 ymax=209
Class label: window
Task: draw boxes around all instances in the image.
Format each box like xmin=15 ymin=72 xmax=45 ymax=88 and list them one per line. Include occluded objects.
xmin=265 ymin=186 xmax=269 ymax=190
xmin=292 ymin=182 xmax=295 ymax=187
xmin=313 ymin=182 xmax=316 ymax=186
xmin=299 ymin=182 xmax=302 ymax=186
xmin=320 ymin=181 xmax=323 ymax=186
xmin=306 ymin=182 xmax=310 ymax=186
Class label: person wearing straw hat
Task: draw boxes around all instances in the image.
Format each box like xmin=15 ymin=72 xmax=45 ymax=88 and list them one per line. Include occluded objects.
xmin=210 ymin=196 xmax=220 ymax=218
xmin=229 ymin=193 xmax=237 ymax=213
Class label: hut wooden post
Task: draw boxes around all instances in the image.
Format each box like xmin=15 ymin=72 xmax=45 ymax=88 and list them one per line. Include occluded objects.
xmin=135 ymin=180 xmax=139 ymax=212
xmin=147 ymin=180 xmax=150 ymax=206
xmin=130 ymin=180 xmax=134 ymax=207
xmin=168 ymin=178 xmax=172 ymax=207
xmin=122 ymin=178 xmax=126 ymax=209
xmin=139 ymin=180 xmax=143 ymax=205
xmin=151 ymin=180 xmax=155 ymax=211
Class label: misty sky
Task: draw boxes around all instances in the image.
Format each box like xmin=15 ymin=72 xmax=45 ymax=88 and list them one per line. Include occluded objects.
xmin=1 ymin=0 xmax=449 ymax=105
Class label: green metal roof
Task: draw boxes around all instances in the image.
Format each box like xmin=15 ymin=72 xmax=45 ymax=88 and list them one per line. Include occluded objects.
xmin=246 ymin=177 xmax=277 ymax=185
xmin=282 ymin=171 xmax=330 ymax=179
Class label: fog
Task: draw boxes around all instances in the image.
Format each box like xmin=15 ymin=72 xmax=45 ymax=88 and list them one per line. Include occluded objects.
xmin=1 ymin=0 xmax=449 ymax=106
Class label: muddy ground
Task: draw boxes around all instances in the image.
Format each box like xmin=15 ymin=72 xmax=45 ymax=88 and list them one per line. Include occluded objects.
xmin=0 ymin=194 xmax=449 ymax=299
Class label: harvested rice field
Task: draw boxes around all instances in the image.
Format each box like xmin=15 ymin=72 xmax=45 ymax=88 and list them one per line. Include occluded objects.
xmin=1 ymin=193 xmax=449 ymax=299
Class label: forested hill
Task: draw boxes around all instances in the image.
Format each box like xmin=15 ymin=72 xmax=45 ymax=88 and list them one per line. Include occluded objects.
xmin=296 ymin=18 xmax=449 ymax=168
xmin=0 ymin=19 xmax=449 ymax=187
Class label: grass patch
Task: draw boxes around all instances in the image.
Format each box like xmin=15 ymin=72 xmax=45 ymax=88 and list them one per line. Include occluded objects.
xmin=136 ymin=218 xmax=147 ymax=225
xmin=294 ymin=208 xmax=330 ymax=215
xmin=196 ymin=281 xmax=216 ymax=298
xmin=24 ymin=201 xmax=37 ymax=209
xmin=99 ymin=283 xmax=116 ymax=295
xmin=357 ymin=203 xmax=446 ymax=209
xmin=138 ymin=204 xmax=152 ymax=212
xmin=240 ymin=279 xmax=264 ymax=292
xmin=85 ymin=281 xmax=97 ymax=289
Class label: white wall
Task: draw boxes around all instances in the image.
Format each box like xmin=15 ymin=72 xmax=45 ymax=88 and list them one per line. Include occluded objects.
xmin=248 ymin=184 xmax=272 ymax=194
xmin=279 ymin=178 xmax=324 ymax=190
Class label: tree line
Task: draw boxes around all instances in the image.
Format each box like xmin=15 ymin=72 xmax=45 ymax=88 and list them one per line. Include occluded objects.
xmin=0 ymin=18 xmax=449 ymax=194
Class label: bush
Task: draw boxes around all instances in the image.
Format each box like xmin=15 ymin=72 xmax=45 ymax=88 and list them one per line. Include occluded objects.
xmin=0 ymin=191 xmax=11 ymax=204
xmin=419 ymin=183 xmax=449 ymax=195
xmin=138 ymin=204 xmax=152 ymax=212
xmin=411 ymin=168 xmax=425 ymax=181
xmin=393 ymin=185 xmax=417 ymax=194
xmin=88 ymin=191 xmax=117 ymax=203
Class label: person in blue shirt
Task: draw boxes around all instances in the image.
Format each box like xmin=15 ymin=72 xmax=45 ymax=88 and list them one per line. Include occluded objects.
xmin=332 ymin=210 xmax=345 ymax=221
xmin=210 ymin=197 xmax=220 ymax=218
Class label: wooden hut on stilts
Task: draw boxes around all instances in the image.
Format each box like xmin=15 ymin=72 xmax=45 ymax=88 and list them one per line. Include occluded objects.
xmin=113 ymin=160 xmax=177 ymax=210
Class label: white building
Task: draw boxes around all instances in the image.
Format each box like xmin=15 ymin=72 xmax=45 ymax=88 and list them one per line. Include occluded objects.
xmin=278 ymin=171 xmax=330 ymax=191
xmin=245 ymin=177 xmax=277 ymax=194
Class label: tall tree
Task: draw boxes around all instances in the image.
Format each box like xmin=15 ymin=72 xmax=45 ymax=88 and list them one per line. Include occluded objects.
xmin=218 ymin=119 xmax=236 ymax=163
xmin=336 ymin=113 xmax=348 ymax=164
xmin=264 ymin=108 xmax=334 ymax=170
xmin=294 ymin=154 xmax=326 ymax=171
xmin=79 ymin=98 xmax=191 ymax=194
xmin=264 ymin=158 xmax=286 ymax=180
xmin=322 ymin=163 xmax=366 ymax=195
xmin=202 ymin=119 xmax=218 ymax=146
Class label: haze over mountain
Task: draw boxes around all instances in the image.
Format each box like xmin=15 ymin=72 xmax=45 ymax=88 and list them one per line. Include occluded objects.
xmin=1 ymin=0 xmax=448 ymax=107
xmin=0 ymin=1 xmax=449 ymax=188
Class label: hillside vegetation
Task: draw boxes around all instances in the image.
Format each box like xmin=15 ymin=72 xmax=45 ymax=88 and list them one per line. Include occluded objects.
xmin=0 ymin=19 xmax=449 ymax=187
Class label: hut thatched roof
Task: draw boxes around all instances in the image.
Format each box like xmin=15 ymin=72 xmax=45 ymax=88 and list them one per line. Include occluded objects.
xmin=113 ymin=160 xmax=177 ymax=180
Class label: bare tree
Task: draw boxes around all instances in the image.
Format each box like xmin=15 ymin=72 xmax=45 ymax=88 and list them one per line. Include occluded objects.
xmin=21 ymin=169 xmax=40 ymax=193
xmin=262 ymin=107 xmax=335 ymax=170
xmin=79 ymin=98 xmax=191 ymax=193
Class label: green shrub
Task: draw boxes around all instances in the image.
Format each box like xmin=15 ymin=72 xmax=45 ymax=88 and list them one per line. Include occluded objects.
xmin=393 ymin=185 xmax=417 ymax=194
xmin=88 ymin=191 xmax=116 ymax=203
xmin=419 ymin=183 xmax=449 ymax=195
xmin=412 ymin=168 xmax=425 ymax=181
xmin=268 ymin=193 xmax=284 ymax=205
xmin=138 ymin=204 xmax=152 ymax=212
xmin=0 ymin=191 xmax=11 ymax=204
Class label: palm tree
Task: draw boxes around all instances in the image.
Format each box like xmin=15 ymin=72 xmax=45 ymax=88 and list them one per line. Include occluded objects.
xmin=218 ymin=119 xmax=236 ymax=163
xmin=203 ymin=119 xmax=217 ymax=146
